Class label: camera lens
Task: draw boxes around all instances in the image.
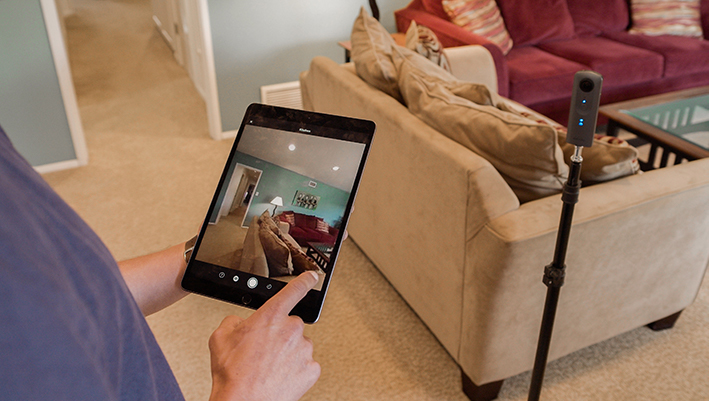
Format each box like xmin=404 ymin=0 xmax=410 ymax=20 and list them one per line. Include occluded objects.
xmin=579 ymin=78 xmax=594 ymax=92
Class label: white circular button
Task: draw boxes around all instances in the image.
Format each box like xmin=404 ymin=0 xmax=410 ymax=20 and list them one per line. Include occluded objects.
xmin=247 ymin=277 xmax=258 ymax=289
xmin=232 ymin=275 xmax=239 ymax=282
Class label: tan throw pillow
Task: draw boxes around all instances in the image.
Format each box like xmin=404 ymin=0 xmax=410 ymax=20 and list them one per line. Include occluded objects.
xmin=509 ymin=107 xmax=641 ymax=183
xmin=258 ymin=224 xmax=293 ymax=277
xmin=442 ymin=0 xmax=514 ymax=54
xmin=405 ymin=21 xmax=452 ymax=72
xmin=284 ymin=241 xmax=322 ymax=275
xmin=350 ymin=7 xmax=403 ymax=102
xmin=629 ymin=0 xmax=704 ymax=37
xmin=258 ymin=210 xmax=280 ymax=235
xmin=398 ymin=61 xmax=568 ymax=203
xmin=558 ymin=134 xmax=641 ymax=184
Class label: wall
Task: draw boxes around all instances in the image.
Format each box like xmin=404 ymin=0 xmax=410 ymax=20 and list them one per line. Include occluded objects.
xmin=0 ymin=0 xmax=86 ymax=170
xmin=206 ymin=0 xmax=410 ymax=135
xmin=226 ymin=152 xmax=350 ymax=228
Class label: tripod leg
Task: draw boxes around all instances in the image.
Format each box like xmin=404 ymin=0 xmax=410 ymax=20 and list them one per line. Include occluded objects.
xmin=461 ymin=369 xmax=504 ymax=401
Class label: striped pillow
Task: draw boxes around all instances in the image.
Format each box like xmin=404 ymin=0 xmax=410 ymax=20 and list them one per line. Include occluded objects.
xmin=629 ymin=0 xmax=703 ymax=37
xmin=442 ymin=0 xmax=514 ymax=54
xmin=405 ymin=21 xmax=452 ymax=72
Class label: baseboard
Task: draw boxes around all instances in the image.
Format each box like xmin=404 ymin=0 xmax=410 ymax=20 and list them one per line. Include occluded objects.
xmin=35 ymin=158 xmax=85 ymax=174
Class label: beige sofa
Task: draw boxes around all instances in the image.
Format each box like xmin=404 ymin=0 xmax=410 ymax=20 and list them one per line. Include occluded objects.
xmin=300 ymin=45 xmax=709 ymax=400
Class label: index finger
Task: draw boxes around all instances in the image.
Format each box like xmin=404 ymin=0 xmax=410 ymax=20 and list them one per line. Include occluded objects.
xmin=260 ymin=271 xmax=319 ymax=317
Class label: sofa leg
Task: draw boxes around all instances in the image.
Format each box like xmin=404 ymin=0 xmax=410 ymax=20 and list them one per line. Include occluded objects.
xmin=647 ymin=310 xmax=683 ymax=331
xmin=461 ymin=369 xmax=503 ymax=401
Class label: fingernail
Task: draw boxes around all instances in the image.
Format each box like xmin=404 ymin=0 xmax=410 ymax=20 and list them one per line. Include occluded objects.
xmin=308 ymin=271 xmax=319 ymax=281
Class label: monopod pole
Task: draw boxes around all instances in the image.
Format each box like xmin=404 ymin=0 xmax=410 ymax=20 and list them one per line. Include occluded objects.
xmin=527 ymin=70 xmax=602 ymax=401
xmin=528 ymin=150 xmax=583 ymax=401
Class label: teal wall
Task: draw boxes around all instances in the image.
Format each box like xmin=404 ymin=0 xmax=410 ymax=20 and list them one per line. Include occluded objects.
xmin=207 ymin=0 xmax=410 ymax=132
xmin=0 ymin=0 xmax=77 ymax=166
xmin=228 ymin=151 xmax=350 ymax=228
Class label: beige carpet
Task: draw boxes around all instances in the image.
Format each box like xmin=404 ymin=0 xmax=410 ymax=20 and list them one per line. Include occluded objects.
xmin=42 ymin=0 xmax=709 ymax=400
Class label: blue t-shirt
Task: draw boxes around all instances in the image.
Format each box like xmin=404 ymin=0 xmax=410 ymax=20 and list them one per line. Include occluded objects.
xmin=0 ymin=127 xmax=184 ymax=400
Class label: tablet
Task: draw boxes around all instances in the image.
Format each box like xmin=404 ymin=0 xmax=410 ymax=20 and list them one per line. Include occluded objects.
xmin=181 ymin=103 xmax=375 ymax=323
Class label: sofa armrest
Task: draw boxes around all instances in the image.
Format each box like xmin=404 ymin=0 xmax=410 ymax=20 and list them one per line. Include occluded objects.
xmin=459 ymin=157 xmax=709 ymax=384
xmin=445 ymin=45 xmax=498 ymax=94
xmin=394 ymin=7 xmax=509 ymax=96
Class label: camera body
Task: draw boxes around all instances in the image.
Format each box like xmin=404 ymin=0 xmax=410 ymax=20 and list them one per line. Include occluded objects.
xmin=566 ymin=71 xmax=603 ymax=147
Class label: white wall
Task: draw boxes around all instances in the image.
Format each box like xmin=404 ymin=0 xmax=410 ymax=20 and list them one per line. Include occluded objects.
xmin=205 ymin=0 xmax=409 ymax=138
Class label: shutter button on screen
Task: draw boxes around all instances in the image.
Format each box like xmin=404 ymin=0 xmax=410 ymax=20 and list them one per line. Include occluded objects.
xmin=247 ymin=277 xmax=258 ymax=289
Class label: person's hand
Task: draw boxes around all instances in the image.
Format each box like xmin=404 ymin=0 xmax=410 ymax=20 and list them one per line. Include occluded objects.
xmin=208 ymin=271 xmax=321 ymax=401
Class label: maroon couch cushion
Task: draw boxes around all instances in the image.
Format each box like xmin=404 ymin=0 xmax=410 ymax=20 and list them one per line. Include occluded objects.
xmin=566 ymin=0 xmax=630 ymax=36
xmin=603 ymin=31 xmax=709 ymax=78
xmin=506 ymin=46 xmax=588 ymax=105
xmin=496 ymin=0 xmax=577 ymax=46
xmin=421 ymin=0 xmax=450 ymax=20
xmin=537 ymin=37 xmax=664 ymax=87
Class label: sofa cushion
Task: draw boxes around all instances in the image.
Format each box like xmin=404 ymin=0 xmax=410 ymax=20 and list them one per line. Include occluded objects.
xmin=603 ymin=31 xmax=709 ymax=77
xmin=397 ymin=60 xmax=568 ymax=202
xmin=495 ymin=0 xmax=577 ymax=46
xmin=441 ymin=0 xmax=514 ymax=54
xmin=566 ymin=0 xmax=630 ymax=36
xmin=537 ymin=37 xmax=664 ymax=88
xmin=421 ymin=0 xmax=451 ymax=20
xmin=405 ymin=21 xmax=452 ymax=72
xmin=506 ymin=46 xmax=588 ymax=106
xmin=628 ymin=0 xmax=704 ymax=37
xmin=351 ymin=7 xmax=403 ymax=102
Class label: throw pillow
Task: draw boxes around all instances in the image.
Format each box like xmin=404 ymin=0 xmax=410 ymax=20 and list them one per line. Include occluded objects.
xmin=442 ymin=0 xmax=514 ymax=54
xmin=315 ymin=219 xmax=330 ymax=234
xmin=258 ymin=210 xmax=280 ymax=235
xmin=398 ymin=60 xmax=569 ymax=203
xmin=279 ymin=211 xmax=295 ymax=226
xmin=258 ymin=224 xmax=293 ymax=277
xmin=494 ymin=0 xmax=577 ymax=46
xmin=405 ymin=21 xmax=452 ymax=72
xmin=509 ymin=106 xmax=641 ymax=183
xmin=351 ymin=7 xmax=403 ymax=102
xmin=284 ymin=241 xmax=322 ymax=275
xmin=629 ymin=0 xmax=704 ymax=37
xmin=562 ymin=134 xmax=641 ymax=184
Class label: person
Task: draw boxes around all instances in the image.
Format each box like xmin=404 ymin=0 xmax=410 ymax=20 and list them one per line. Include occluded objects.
xmin=0 ymin=125 xmax=320 ymax=400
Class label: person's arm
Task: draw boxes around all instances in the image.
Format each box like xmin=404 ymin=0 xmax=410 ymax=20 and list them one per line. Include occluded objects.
xmin=117 ymin=242 xmax=189 ymax=316
xmin=208 ymin=271 xmax=321 ymax=401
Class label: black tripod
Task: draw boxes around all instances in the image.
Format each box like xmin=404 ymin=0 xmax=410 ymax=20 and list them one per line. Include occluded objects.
xmin=527 ymin=70 xmax=603 ymax=401
xmin=527 ymin=147 xmax=583 ymax=401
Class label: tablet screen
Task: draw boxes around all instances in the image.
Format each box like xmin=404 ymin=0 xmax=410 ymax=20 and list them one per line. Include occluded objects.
xmin=182 ymin=104 xmax=374 ymax=322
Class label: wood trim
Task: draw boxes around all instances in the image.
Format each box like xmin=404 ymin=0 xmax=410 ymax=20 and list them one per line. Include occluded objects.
xmin=197 ymin=0 xmax=224 ymax=140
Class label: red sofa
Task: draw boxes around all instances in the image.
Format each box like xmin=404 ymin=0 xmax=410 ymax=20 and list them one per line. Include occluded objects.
xmin=395 ymin=0 xmax=709 ymax=125
xmin=277 ymin=211 xmax=339 ymax=246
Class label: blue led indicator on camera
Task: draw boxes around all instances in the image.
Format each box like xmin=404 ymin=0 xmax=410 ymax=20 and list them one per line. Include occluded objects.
xmin=579 ymin=118 xmax=584 ymax=126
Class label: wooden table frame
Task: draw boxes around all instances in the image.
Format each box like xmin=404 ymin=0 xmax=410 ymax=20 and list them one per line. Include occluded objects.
xmin=600 ymin=86 xmax=709 ymax=170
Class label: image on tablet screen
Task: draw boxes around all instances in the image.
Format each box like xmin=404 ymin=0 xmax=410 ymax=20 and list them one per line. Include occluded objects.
xmin=193 ymin=124 xmax=366 ymax=291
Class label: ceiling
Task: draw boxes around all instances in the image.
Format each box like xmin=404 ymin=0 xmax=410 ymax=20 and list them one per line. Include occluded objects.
xmin=236 ymin=125 xmax=366 ymax=192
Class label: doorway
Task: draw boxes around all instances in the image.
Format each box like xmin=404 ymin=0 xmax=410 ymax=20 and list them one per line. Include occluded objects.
xmin=215 ymin=164 xmax=262 ymax=227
